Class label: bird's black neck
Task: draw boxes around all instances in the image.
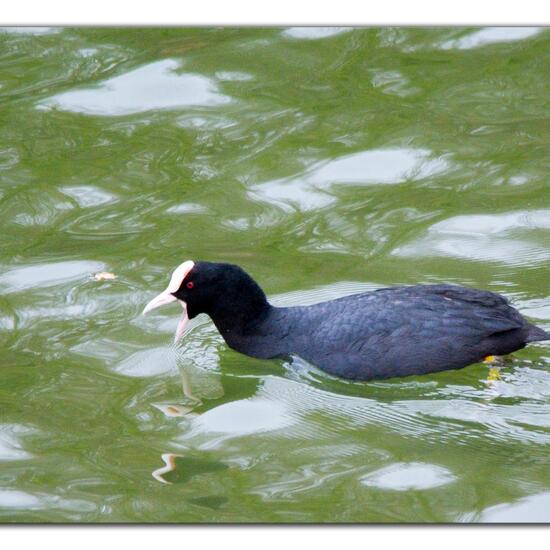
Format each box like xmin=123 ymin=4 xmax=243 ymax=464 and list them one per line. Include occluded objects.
xmin=209 ymin=302 xmax=293 ymax=360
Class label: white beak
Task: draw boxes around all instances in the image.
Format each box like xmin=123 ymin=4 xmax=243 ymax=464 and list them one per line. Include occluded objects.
xmin=142 ymin=291 xmax=177 ymax=314
xmin=142 ymin=291 xmax=190 ymax=343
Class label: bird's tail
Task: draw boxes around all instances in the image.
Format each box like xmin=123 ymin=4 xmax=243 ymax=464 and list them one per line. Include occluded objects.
xmin=526 ymin=324 xmax=550 ymax=342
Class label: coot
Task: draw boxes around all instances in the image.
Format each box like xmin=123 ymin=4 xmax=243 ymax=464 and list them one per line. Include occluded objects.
xmin=143 ymin=260 xmax=549 ymax=380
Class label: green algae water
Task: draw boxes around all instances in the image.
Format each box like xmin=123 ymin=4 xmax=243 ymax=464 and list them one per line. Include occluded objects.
xmin=1 ymin=26 xmax=550 ymax=523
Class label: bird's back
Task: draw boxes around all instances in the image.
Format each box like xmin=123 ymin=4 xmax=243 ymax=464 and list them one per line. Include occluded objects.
xmin=284 ymin=284 xmax=547 ymax=380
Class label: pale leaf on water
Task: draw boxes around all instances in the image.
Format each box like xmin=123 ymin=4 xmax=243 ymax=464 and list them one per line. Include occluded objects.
xmin=93 ymin=272 xmax=117 ymax=281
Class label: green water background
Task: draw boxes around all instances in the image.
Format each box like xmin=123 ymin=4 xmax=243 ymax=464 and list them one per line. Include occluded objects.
xmin=1 ymin=26 xmax=550 ymax=522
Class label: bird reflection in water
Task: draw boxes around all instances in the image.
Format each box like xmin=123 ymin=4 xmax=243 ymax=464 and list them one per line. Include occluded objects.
xmin=151 ymin=363 xmax=212 ymax=418
xmin=152 ymin=453 xmax=228 ymax=485
xmin=151 ymin=362 xmax=229 ymax=486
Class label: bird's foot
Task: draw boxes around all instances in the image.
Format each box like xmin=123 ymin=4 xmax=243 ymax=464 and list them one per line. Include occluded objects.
xmin=483 ymin=355 xmax=507 ymax=365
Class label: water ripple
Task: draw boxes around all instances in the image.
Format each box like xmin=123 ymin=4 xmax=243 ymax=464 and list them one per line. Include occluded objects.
xmin=393 ymin=210 xmax=550 ymax=266
xmin=360 ymin=462 xmax=456 ymax=491
xmin=249 ymin=148 xmax=449 ymax=212
xmin=440 ymin=27 xmax=542 ymax=50
xmin=282 ymin=28 xmax=353 ymax=40
xmin=2 ymin=26 xmax=550 ymax=523
xmin=0 ymin=260 xmax=105 ymax=293
xmin=39 ymin=59 xmax=231 ymax=116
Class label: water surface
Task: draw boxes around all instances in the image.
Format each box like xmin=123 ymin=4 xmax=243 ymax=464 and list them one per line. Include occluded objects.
xmin=1 ymin=26 xmax=550 ymax=523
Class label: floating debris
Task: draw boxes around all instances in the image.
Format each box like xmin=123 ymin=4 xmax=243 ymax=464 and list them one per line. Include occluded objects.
xmin=93 ymin=272 xmax=117 ymax=281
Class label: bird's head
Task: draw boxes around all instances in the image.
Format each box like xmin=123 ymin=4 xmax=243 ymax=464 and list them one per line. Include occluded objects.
xmin=142 ymin=260 xmax=270 ymax=342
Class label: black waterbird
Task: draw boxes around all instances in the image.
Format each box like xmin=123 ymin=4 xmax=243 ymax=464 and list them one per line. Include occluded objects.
xmin=143 ymin=260 xmax=549 ymax=380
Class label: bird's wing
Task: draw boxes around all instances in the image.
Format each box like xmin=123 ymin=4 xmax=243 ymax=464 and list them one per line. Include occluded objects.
xmin=420 ymin=285 xmax=524 ymax=335
xmin=307 ymin=285 xmax=525 ymax=355
xmin=295 ymin=285 xmax=528 ymax=379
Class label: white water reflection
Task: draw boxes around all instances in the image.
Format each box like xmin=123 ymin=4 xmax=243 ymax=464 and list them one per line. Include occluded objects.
xmin=71 ymin=338 xmax=140 ymax=364
xmin=215 ymin=71 xmax=253 ymax=82
xmin=0 ymin=147 xmax=20 ymax=170
xmin=114 ymin=347 xmax=177 ymax=378
xmin=440 ymin=27 xmax=542 ymax=50
xmin=477 ymin=491 xmax=550 ymax=522
xmin=393 ymin=210 xmax=550 ymax=266
xmin=308 ymin=149 xmax=446 ymax=185
xmin=0 ymin=27 xmax=61 ymax=35
xmin=0 ymin=489 xmax=95 ymax=512
xmin=0 ymin=425 xmax=33 ymax=461
xmin=360 ymin=462 xmax=456 ymax=491
xmin=61 ymin=186 xmax=117 ymax=208
xmin=282 ymin=27 xmax=352 ymax=40
xmin=167 ymin=203 xmax=207 ymax=215
xmin=175 ymin=371 xmax=550 ymax=454
xmin=429 ymin=211 xmax=550 ymax=234
xmin=370 ymin=69 xmax=419 ymax=97
xmin=250 ymin=148 xmax=448 ymax=211
xmin=10 ymin=191 xmax=74 ymax=227
xmin=39 ymin=59 xmax=231 ymax=116
xmin=519 ymin=298 xmax=550 ymax=322
xmin=0 ymin=260 xmax=105 ymax=293
xmin=400 ymin=398 xmax=550 ymax=445
xmin=0 ymin=490 xmax=42 ymax=508
xmin=250 ymin=179 xmax=333 ymax=211
xmin=190 ymin=398 xmax=293 ymax=437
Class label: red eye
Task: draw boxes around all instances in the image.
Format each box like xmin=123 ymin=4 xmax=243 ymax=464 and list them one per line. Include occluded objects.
xmin=186 ymin=281 xmax=194 ymax=289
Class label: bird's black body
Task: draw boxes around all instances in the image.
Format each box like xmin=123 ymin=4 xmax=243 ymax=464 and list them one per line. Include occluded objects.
xmin=165 ymin=262 xmax=549 ymax=381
